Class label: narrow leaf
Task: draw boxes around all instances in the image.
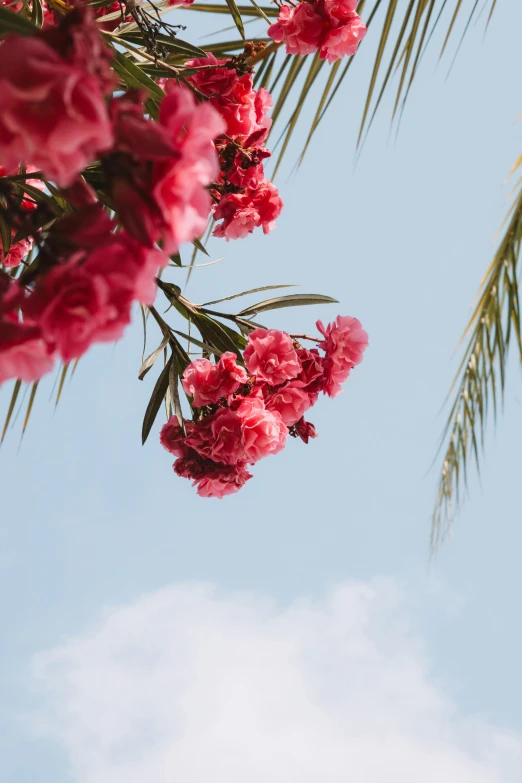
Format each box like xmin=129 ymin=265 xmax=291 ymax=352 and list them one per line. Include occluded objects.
xmin=142 ymin=357 xmax=172 ymax=444
xmin=1 ymin=379 xmax=21 ymax=442
xmin=238 ymin=293 xmax=338 ymax=317
xmin=224 ymin=0 xmax=245 ymax=39
xmin=138 ymin=336 xmax=169 ymax=380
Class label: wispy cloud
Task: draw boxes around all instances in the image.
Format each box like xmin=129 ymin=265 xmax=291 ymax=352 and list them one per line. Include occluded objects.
xmin=31 ymin=580 xmax=521 ymax=783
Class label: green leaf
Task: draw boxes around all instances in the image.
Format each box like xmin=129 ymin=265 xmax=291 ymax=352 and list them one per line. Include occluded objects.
xmin=189 ymin=3 xmax=277 ymax=16
xmin=1 ymin=379 xmax=21 ymax=442
xmin=30 ymin=0 xmax=43 ymax=28
xmin=171 ymin=328 xmax=222 ymax=355
xmin=22 ymin=381 xmax=38 ymax=434
xmin=0 ymin=212 xmax=12 ymax=255
xmin=192 ymin=312 xmax=245 ymax=356
xmin=118 ymin=30 xmax=207 ymax=59
xmin=55 ymin=363 xmax=70 ymax=406
xmin=192 ymin=236 xmax=210 ymax=257
xmin=238 ymin=293 xmax=338 ymax=317
xmin=431 ymin=157 xmax=522 ymax=549
xmin=0 ymin=5 xmax=37 ymax=35
xmin=201 ymin=284 xmax=297 ymax=307
xmin=138 ymin=336 xmax=170 ymax=381
xmin=10 ymin=181 xmax=63 ymax=214
xmin=169 ymin=352 xmax=185 ymax=430
xmin=111 ymin=50 xmax=165 ymax=112
xmin=224 ymin=0 xmax=245 ymax=40
xmin=142 ymin=356 xmax=172 ymax=444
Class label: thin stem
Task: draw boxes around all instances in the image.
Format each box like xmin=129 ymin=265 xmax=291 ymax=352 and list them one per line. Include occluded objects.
xmin=290 ymin=333 xmax=320 ymax=342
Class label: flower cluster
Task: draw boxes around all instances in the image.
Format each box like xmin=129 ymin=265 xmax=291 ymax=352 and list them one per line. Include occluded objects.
xmin=0 ymin=8 xmax=115 ymax=186
xmin=183 ymin=53 xmax=283 ymax=240
xmin=0 ymin=165 xmax=43 ymax=270
xmin=107 ymin=85 xmax=225 ymax=253
xmin=160 ymin=316 xmax=368 ymax=497
xmin=0 ymin=205 xmax=168 ymax=385
xmin=268 ymin=0 xmax=367 ymax=63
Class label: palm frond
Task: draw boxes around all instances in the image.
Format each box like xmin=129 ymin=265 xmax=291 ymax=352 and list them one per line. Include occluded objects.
xmin=431 ymin=158 xmax=522 ymax=550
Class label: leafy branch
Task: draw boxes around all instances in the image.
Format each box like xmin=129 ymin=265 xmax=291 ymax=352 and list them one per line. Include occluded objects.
xmin=431 ymin=157 xmax=522 ymax=549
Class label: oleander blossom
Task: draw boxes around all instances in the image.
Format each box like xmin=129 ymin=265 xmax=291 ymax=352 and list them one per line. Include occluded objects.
xmin=243 ymin=328 xmax=300 ymax=385
xmin=236 ymin=396 xmax=287 ymax=461
xmin=0 ymin=318 xmax=55 ymax=386
xmin=268 ymin=0 xmax=366 ymax=63
xmin=0 ymin=236 xmax=32 ymax=269
xmin=109 ymin=86 xmax=225 ymax=252
xmin=0 ymin=10 xmax=114 ymax=186
xmin=174 ymin=453 xmax=253 ymax=499
xmin=181 ymin=352 xmax=247 ymax=406
xmin=185 ymin=54 xmax=272 ymax=141
xmin=22 ymin=224 xmax=167 ymax=362
xmin=264 ymin=380 xmax=312 ymax=425
xmin=160 ymin=318 xmax=367 ymax=497
xmin=317 ymin=314 xmax=369 ymax=397
xmin=213 ymin=180 xmax=283 ymax=240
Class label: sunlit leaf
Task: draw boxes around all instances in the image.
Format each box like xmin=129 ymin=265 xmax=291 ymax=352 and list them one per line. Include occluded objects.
xmin=238 ymin=293 xmax=338 ymax=317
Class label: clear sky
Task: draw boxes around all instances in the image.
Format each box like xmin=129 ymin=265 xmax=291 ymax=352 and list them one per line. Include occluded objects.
xmin=1 ymin=3 xmax=522 ymax=781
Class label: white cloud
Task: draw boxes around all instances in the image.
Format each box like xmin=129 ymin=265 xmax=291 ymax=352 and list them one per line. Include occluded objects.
xmin=31 ymin=580 xmax=521 ymax=783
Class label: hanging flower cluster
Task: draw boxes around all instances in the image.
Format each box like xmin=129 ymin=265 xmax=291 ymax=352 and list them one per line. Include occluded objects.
xmin=160 ymin=316 xmax=368 ymax=498
xmin=0 ymin=0 xmax=369 ymax=491
xmin=0 ymin=8 xmax=283 ymax=388
xmin=161 ymin=51 xmax=283 ymax=240
xmin=268 ymin=0 xmax=366 ymax=63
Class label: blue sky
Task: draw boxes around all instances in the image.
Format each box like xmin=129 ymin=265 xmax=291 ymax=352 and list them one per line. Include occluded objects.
xmin=1 ymin=3 xmax=522 ymax=781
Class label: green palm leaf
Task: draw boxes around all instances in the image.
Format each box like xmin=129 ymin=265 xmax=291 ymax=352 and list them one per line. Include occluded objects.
xmin=431 ymin=157 xmax=522 ymax=549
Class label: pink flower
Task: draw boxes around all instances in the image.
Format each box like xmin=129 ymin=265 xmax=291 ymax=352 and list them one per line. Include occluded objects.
xmin=295 ymin=346 xmax=325 ymax=393
xmin=23 ymin=229 xmax=164 ymax=362
xmin=268 ymin=3 xmax=323 ymax=55
xmin=208 ymin=407 xmax=245 ymax=465
xmin=182 ymin=359 xmax=220 ymax=406
xmin=83 ymin=232 xmax=167 ymax=306
xmin=213 ymin=180 xmax=283 ymax=240
xmin=182 ymin=351 xmax=247 ymax=406
xmin=24 ymin=262 xmax=127 ymax=362
xmin=160 ymin=417 xmax=188 ymax=457
xmin=0 ymin=236 xmax=32 ymax=269
xmin=319 ymin=13 xmax=366 ymax=63
xmin=0 ymin=319 xmax=55 ymax=385
xmin=236 ymin=396 xmax=287 ymax=463
xmin=196 ymin=462 xmax=251 ymax=498
xmin=321 ymin=0 xmax=359 ymax=24
xmin=109 ymin=91 xmax=206 ymax=249
xmin=294 ymin=416 xmax=317 ymax=443
xmin=182 ymin=418 xmax=215 ymax=461
xmin=0 ymin=29 xmax=113 ymax=186
xmin=244 ymin=328 xmax=300 ymax=385
xmin=111 ymin=91 xmax=176 ymax=161
xmin=268 ymin=0 xmax=366 ymax=63
xmin=264 ymin=380 xmax=312 ymax=425
xmin=184 ymin=54 xmax=238 ymax=98
xmin=224 ymin=147 xmax=270 ymax=189
xmin=317 ymin=314 xmax=368 ymax=397
xmin=253 ymin=88 xmax=273 ymax=138
xmin=153 ymin=86 xmax=225 ymax=252
xmin=173 ymin=452 xmax=252 ymax=498
xmin=186 ymin=54 xmax=272 ymax=140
